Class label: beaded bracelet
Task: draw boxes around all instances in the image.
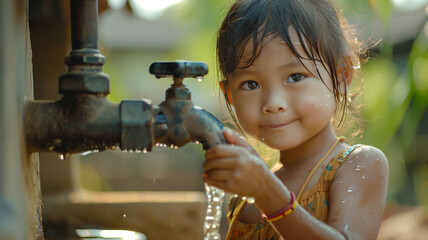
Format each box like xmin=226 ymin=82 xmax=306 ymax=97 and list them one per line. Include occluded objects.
xmin=262 ymin=191 xmax=298 ymax=222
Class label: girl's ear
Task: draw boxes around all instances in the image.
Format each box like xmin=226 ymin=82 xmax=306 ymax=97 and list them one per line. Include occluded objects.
xmin=220 ymin=80 xmax=234 ymax=105
xmin=337 ymin=56 xmax=354 ymax=91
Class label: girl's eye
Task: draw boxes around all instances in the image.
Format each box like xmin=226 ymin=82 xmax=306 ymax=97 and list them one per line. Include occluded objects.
xmin=241 ymin=80 xmax=260 ymax=90
xmin=287 ymin=73 xmax=306 ymax=83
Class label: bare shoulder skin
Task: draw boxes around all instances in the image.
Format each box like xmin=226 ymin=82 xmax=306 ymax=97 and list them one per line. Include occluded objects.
xmin=327 ymin=145 xmax=389 ymax=239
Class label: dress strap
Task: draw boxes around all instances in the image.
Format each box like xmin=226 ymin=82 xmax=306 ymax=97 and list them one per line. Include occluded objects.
xmin=296 ymin=137 xmax=344 ymax=201
xmin=225 ymin=199 xmax=246 ymax=240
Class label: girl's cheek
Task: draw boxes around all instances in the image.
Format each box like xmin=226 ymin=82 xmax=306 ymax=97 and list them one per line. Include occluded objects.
xmin=305 ymin=103 xmax=314 ymax=112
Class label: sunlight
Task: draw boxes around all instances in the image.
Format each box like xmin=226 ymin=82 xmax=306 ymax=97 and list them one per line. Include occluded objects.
xmin=107 ymin=0 xmax=127 ymax=9
xmin=392 ymin=0 xmax=428 ymax=10
xmin=129 ymin=0 xmax=184 ymax=20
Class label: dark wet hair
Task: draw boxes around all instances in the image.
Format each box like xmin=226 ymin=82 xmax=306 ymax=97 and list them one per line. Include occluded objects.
xmin=217 ymin=0 xmax=363 ymax=129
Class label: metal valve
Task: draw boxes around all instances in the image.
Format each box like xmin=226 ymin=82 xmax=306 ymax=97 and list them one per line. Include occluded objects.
xmin=149 ymin=61 xmax=208 ymax=79
xmin=150 ymin=61 xmax=208 ymax=100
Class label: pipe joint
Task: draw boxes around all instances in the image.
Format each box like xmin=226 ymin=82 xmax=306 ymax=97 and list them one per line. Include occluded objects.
xmin=120 ymin=100 xmax=154 ymax=151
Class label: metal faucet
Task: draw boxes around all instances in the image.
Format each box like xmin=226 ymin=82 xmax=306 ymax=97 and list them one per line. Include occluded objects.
xmin=24 ymin=0 xmax=226 ymax=154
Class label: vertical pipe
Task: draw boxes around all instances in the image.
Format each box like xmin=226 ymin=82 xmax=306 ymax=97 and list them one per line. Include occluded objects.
xmin=70 ymin=0 xmax=98 ymax=50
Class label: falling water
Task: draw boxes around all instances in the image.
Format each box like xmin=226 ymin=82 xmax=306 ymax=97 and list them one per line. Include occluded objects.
xmin=204 ymin=184 xmax=224 ymax=240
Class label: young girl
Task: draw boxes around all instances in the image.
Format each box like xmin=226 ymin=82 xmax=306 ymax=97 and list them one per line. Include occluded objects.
xmin=203 ymin=0 xmax=389 ymax=239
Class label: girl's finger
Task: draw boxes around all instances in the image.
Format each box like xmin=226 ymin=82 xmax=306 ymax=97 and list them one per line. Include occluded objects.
xmin=205 ymin=144 xmax=244 ymax=160
xmin=223 ymin=127 xmax=258 ymax=155
xmin=203 ymin=157 xmax=236 ymax=172
xmin=204 ymin=169 xmax=235 ymax=182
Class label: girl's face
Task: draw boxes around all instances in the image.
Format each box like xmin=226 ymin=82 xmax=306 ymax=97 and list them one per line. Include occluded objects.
xmin=228 ymin=30 xmax=336 ymax=150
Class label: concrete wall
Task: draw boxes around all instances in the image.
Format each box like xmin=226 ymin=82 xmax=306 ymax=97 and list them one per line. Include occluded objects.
xmin=0 ymin=0 xmax=43 ymax=239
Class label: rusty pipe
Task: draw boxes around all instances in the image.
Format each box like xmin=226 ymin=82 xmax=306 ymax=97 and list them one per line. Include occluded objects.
xmin=24 ymin=0 xmax=226 ymax=154
xmin=25 ymin=95 xmax=225 ymax=153
xmin=24 ymin=94 xmax=120 ymax=153
xmin=70 ymin=0 xmax=98 ymax=50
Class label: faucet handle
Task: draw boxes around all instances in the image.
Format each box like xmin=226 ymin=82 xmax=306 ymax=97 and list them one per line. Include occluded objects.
xmin=149 ymin=61 xmax=208 ymax=79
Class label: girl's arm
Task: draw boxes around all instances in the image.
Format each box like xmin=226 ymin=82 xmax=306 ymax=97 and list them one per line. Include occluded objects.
xmin=203 ymin=128 xmax=389 ymax=240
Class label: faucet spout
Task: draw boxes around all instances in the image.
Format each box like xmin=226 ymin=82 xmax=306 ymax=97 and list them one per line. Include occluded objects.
xmin=154 ymin=100 xmax=226 ymax=150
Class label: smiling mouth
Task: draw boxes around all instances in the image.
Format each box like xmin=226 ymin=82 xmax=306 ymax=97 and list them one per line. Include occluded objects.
xmin=262 ymin=121 xmax=294 ymax=129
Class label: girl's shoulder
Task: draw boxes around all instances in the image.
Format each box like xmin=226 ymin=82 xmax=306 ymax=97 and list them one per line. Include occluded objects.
xmin=334 ymin=144 xmax=389 ymax=181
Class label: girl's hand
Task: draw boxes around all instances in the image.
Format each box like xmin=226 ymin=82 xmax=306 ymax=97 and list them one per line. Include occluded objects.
xmin=203 ymin=127 xmax=273 ymax=198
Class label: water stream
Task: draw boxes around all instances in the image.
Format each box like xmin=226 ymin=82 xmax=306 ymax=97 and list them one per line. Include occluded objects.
xmin=204 ymin=184 xmax=224 ymax=240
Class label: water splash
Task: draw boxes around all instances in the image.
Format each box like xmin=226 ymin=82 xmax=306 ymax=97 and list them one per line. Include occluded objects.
xmin=204 ymin=184 xmax=224 ymax=240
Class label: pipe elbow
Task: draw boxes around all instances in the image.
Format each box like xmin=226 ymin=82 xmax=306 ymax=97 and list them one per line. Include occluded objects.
xmin=185 ymin=106 xmax=227 ymax=150
xmin=154 ymin=100 xmax=226 ymax=150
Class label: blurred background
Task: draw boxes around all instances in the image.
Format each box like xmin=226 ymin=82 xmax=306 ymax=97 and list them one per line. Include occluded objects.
xmin=27 ymin=0 xmax=428 ymax=239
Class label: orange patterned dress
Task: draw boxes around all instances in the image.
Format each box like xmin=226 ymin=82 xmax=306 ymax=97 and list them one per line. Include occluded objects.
xmin=226 ymin=144 xmax=362 ymax=240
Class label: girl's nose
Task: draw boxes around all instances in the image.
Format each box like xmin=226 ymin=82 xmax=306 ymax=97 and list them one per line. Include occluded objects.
xmin=262 ymin=90 xmax=288 ymax=114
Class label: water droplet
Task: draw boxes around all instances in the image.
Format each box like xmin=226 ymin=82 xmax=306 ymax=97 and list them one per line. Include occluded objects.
xmin=58 ymin=153 xmax=68 ymax=161
xmin=347 ymin=187 xmax=353 ymax=193
xmin=196 ymin=76 xmax=203 ymax=82
xmin=246 ymin=197 xmax=255 ymax=204
xmin=355 ymin=165 xmax=361 ymax=171
xmin=81 ymin=150 xmax=99 ymax=156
